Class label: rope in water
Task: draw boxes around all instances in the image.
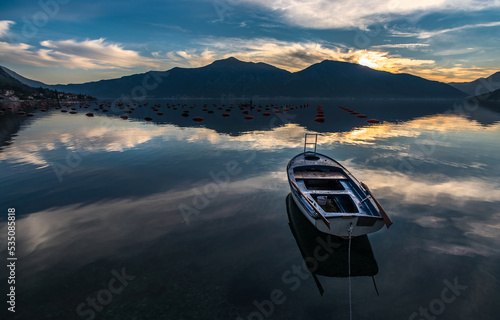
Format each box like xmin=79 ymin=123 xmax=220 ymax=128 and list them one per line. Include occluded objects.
xmin=348 ymin=223 xmax=353 ymax=320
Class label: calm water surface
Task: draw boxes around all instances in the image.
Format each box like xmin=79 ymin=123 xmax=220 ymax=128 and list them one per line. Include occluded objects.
xmin=1 ymin=99 xmax=499 ymax=320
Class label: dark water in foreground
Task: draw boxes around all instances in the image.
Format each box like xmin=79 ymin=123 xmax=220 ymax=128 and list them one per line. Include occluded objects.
xmin=1 ymin=99 xmax=500 ymax=320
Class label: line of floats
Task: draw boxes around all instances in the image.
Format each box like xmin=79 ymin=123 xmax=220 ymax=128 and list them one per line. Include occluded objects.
xmin=0 ymin=101 xmax=380 ymax=124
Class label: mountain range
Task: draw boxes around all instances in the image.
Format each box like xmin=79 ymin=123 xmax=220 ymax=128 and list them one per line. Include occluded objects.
xmin=0 ymin=66 xmax=65 ymax=100
xmin=449 ymin=72 xmax=500 ymax=97
xmin=0 ymin=57 xmax=483 ymax=99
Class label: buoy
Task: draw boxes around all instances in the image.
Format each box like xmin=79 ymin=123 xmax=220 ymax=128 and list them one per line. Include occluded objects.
xmin=314 ymin=117 xmax=325 ymax=123
xmin=357 ymin=114 xmax=367 ymax=118
xmin=103 ymin=109 xmax=109 ymax=113
xmin=144 ymin=117 xmax=153 ymax=121
xmin=367 ymin=119 xmax=379 ymax=124
xmin=69 ymin=111 xmax=77 ymax=114
xmin=222 ymin=113 xmax=230 ymax=117
xmin=275 ymin=110 xmax=281 ymax=114
xmin=181 ymin=113 xmax=189 ymax=117
xmin=242 ymin=110 xmax=249 ymax=114
xmin=262 ymin=112 xmax=271 ymax=117
xmin=120 ymin=115 xmax=128 ymax=120
xmin=157 ymin=112 xmax=163 ymax=116
xmin=207 ymin=110 xmax=214 ymax=114
xmin=244 ymin=116 xmax=255 ymax=120
xmin=125 ymin=110 xmax=132 ymax=114
xmin=61 ymin=109 xmax=68 ymax=113
xmin=27 ymin=113 xmax=35 ymax=117
xmin=86 ymin=113 xmax=94 ymax=117
xmin=193 ymin=117 xmax=204 ymax=122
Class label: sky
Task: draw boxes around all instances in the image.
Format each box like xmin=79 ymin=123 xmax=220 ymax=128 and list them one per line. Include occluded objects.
xmin=1 ymin=0 xmax=500 ymax=85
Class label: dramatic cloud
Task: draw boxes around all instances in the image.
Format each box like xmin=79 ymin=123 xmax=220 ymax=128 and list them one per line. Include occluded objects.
xmin=0 ymin=38 xmax=158 ymax=70
xmin=238 ymin=0 xmax=500 ymax=29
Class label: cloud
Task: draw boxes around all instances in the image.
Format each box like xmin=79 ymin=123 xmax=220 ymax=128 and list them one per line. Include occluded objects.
xmin=410 ymin=65 xmax=499 ymax=82
xmin=0 ymin=20 xmax=15 ymax=38
xmin=238 ymin=0 xmax=500 ymax=29
xmin=388 ymin=21 xmax=500 ymax=39
xmin=371 ymin=43 xmax=430 ymax=49
xmin=0 ymin=38 xmax=159 ymax=70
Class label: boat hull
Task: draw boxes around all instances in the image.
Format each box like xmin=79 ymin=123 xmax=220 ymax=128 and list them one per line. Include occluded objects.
xmin=290 ymin=188 xmax=384 ymax=237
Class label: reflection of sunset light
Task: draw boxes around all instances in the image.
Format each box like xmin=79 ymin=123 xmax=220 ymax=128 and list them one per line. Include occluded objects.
xmin=350 ymin=128 xmax=367 ymax=136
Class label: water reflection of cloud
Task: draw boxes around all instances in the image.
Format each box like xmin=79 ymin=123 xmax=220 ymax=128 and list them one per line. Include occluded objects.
xmin=413 ymin=216 xmax=447 ymax=228
xmin=0 ymin=170 xmax=287 ymax=276
xmin=344 ymin=164 xmax=500 ymax=207
xmin=2 ymin=113 xmax=499 ymax=169
xmin=426 ymin=241 xmax=498 ymax=257
xmin=345 ymin=162 xmax=500 ymax=258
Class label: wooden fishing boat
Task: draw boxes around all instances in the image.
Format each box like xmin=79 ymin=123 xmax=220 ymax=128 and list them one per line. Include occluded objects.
xmin=287 ymin=134 xmax=392 ymax=237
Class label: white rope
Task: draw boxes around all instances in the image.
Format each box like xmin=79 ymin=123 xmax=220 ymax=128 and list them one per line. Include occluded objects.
xmin=348 ymin=223 xmax=353 ymax=320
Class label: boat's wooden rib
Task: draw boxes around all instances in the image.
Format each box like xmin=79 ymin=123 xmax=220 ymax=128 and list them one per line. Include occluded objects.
xmin=290 ymin=179 xmax=331 ymax=229
xmin=294 ymin=171 xmax=347 ymax=180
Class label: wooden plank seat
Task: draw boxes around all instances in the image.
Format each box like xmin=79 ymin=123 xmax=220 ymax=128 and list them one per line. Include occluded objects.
xmin=294 ymin=171 xmax=348 ymax=180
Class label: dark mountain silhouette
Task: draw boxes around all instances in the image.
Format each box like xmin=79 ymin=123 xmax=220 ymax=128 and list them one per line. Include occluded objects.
xmin=0 ymin=67 xmax=26 ymax=87
xmin=1 ymin=66 xmax=48 ymax=88
xmin=0 ymin=67 xmax=56 ymax=99
xmin=449 ymin=72 xmax=500 ymax=96
xmin=284 ymin=60 xmax=463 ymax=98
xmin=469 ymin=87 xmax=500 ymax=101
xmin=3 ymin=58 xmax=466 ymax=99
xmin=0 ymin=66 xmax=93 ymax=100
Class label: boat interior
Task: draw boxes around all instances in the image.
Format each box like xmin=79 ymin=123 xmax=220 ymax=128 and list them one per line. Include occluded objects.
xmin=293 ymin=166 xmax=362 ymax=214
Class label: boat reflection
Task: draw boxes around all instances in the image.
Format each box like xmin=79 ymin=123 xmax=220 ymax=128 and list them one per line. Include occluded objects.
xmin=286 ymin=193 xmax=379 ymax=295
